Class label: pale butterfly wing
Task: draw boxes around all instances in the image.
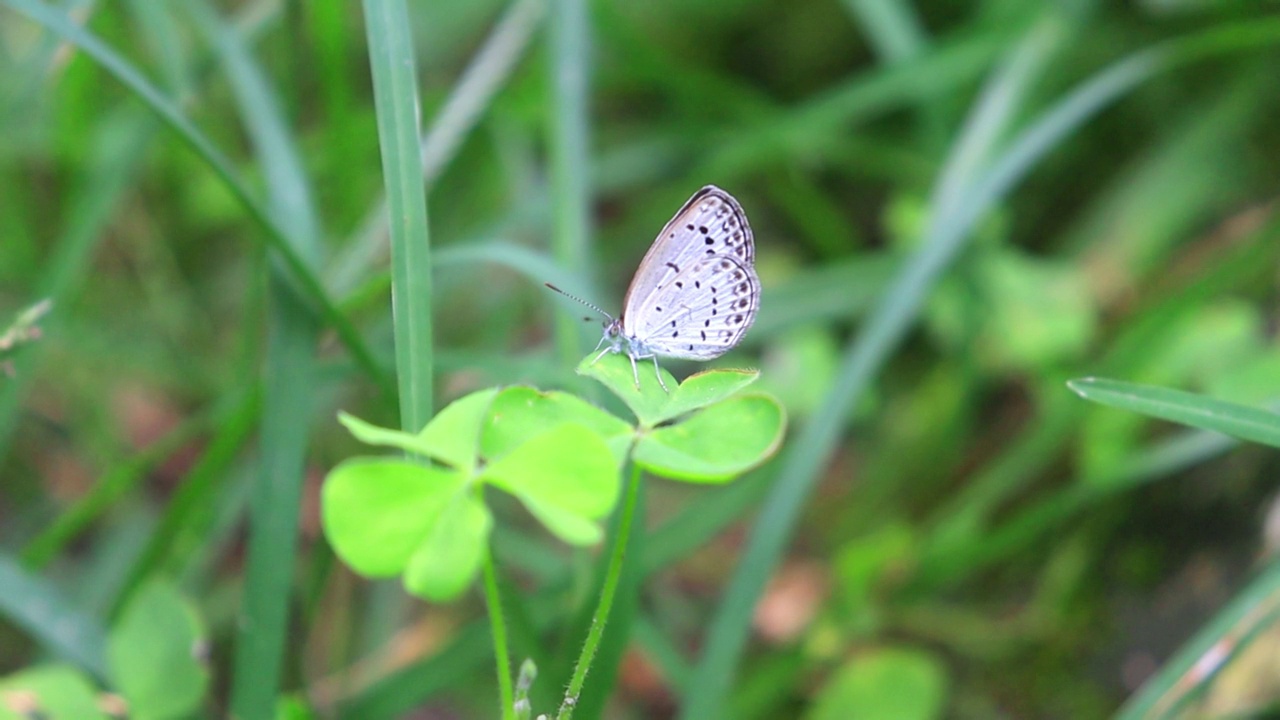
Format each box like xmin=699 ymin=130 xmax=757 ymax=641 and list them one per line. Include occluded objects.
xmin=622 ymin=186 xmax=753 ymax=311
xmin=625 ymin=253 xmax=760 ymax=359
xmin=621 ymin=186 xmax=757 ymax=360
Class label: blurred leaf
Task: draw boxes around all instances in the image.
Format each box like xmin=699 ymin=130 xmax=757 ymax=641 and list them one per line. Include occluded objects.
xmin=404 ymin=494 xmax=493 ymax=601
xmin=1208 ymin=352 xmax=1280 ymax=406
xmin=1069 ymin=378 xmax=1280 ymax=449
xmin=805 ymin=648 xmax=948 ymax=720
xmin=322 ymin=459 xmax=467 ymax=577
xmin=107 ymin=581 xmax=208 ymax=720
xmin=0 ymin=665 xmax=106 ymax=720
xmin=930 ymin=250 xmax=1095 ymax=371
xmin=0 ymin=0 xmax=391 ymax=392
xmin=834 ymin=523 xmax=916 ymax=620
xmin=274 ymin=694 xmax=319 ymax=720
xmin=634 ymin=395 xmax=785 ymax=482
xmin=758 ymin=326 xmax=842 ymax=418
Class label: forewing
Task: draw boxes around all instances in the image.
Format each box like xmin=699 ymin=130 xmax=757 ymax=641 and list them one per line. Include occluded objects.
xmin=621 ymin=186 xmax=754 ymax=320
xmin=628 ymin=254 xmax=760 ymax=360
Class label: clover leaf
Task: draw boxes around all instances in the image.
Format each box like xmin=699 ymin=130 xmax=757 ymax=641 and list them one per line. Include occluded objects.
xmin=633 ymin=394 xmax=785 ymax=482
xmin=576 ymin=353 xmax=786 ymax=481
xmin=322 ymin=356 xmax=785 ymax=602
xmin=322 ymin=387 xmax=621 ymax=602
xmin=107 ymin=581 xmax=209 ymax=720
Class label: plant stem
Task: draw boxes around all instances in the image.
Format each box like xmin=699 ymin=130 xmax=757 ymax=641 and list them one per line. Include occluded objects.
xmin=557 ymin=462 xmax=643 ymax=719
xmin=482 ymin=546 xmax=516 ymax=720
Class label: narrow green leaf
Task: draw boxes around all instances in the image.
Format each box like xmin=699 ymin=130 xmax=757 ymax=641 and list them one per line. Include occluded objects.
xmin=634 ymin=395 xmax=785 ymax=483
xmin=334 ymin=0 xmax=547 ymax=295
xmin=547 ymin=0 xmax=594 ymax=367
xmin=0 ymin=554 xmax=108 ymax=680
xmin=680 ymin=18 xmax=1280 ymax=718
xmin=1116 ymin=558 xmax=1280 ymax=720
xmin=21 ymin=404 xmax=213 ymax=569
xmin=404 ymin=494 xmax=493 ymax=601
xmin=0 ymin=106 xmax=152 ymax=464
xmin=0 ymin=0 xmax=392 ymax=394
xmin=363 ymin=0 xmax=435 ymax=432
xmin=1068 ymin=378 xmax=1280 ymax=449
xmin=322 ymin=459 xmax=467 ymax=577
xmin=107 ymin=582 xmax=208 ymax=720
xmin=649 ymin=368 xmax=760 ymax=426
xmin=188 ymin=1 xmax=327 ymax=715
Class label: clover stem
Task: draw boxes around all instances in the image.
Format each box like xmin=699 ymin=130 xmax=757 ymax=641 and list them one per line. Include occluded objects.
xmin=557 ymin=461 xmax=643 ymax=719
xmin=482 ymin=545 xmax=516 ymax=720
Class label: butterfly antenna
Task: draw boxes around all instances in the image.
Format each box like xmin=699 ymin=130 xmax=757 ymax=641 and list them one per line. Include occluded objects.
xmin=544 ymin=283 xmax=614 ymax=321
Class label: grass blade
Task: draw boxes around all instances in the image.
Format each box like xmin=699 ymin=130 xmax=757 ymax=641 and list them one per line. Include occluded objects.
xmin=180 ymin=2 xmax=325 ymax=715
xmin=334 ymin=0 xmax=546 ymax=296
xmin=0 ymin=0 xmax=392 ymax=397
xmin=676 ymin=14 xmax=1068 ymax=716
xmin=0 ymin=553 xmax=108 ymax=680
xmin=679 ymin=13 xmax=1280 ymax=718
xmin=547 ymin=0 xmax=593 ymax=366
xmin=1116 ymin=558 xmax=1280 ymax=720
xmin=1068 ymin=378 xmax=1280 ymax=448
xmin=363 ymin=0 xmax=435 ymax=432
xmin=0 ymin=107 xmax=152 ymax=463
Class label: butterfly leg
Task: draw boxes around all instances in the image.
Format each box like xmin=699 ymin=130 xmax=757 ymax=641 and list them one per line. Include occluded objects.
xmin=589 ymin=344 xmax=615 ymax=367
xmin=651 ymin=357 xmax=669 ymax=393
xmin=628 ymin=354 xmax=642 ymax=389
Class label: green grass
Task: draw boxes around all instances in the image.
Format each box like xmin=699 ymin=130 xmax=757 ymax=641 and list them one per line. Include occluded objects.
xmin=3 ymin=0 xmax=1280 ymax=717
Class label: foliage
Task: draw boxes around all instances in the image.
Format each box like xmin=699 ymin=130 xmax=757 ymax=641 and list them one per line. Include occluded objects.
xmin=3 ymin=0 xmax=1280 ymax=717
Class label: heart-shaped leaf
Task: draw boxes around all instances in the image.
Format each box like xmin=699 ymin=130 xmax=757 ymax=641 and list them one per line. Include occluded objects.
xmin=108 ymin=581 xmax=208 ymax=720
xmin=404 ymin=493 xmax=493 ymax=601
xmin=338 ymin=412 xmax=436 ymax=458
xmin=633 ymin=394 xmax=785 ymax=482
xmin=805 ymin=647 xmax=948 ymax=720
xmin=322 ymin=458 xmax=467 ymax=576
xmin=520 ymin=496 xmax=604 ymax=546
xmin=483 ymin=423 xmax=621 ymax=523
xmin=577 ymin=352 xmax=675 ymax=426
xmin=0 ymin=665 xmax=105 ymax=720
xmin=416 ymin=387 xmax=500 ymax=471
xmin=483 ymin=386 xmax=633 ymax=462
xmin=649 ymin=367 xmax=760 ymax=426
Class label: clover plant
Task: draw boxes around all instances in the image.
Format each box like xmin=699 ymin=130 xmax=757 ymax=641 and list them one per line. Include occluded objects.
xmin=321 ymin=352 xmax=785 ymax=718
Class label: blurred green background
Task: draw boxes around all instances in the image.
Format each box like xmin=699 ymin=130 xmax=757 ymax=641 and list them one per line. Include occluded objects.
xmin=3 ymin=0 xmax=1280 ymax=717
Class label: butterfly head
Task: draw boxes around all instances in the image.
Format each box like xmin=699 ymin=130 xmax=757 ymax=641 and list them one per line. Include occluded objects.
xmin=601 ymin=317 xmax=629 ymax=354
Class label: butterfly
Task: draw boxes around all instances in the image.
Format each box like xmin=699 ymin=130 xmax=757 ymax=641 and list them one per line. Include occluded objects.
xmin=548 ymin=185 xmax=760 ymax=392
